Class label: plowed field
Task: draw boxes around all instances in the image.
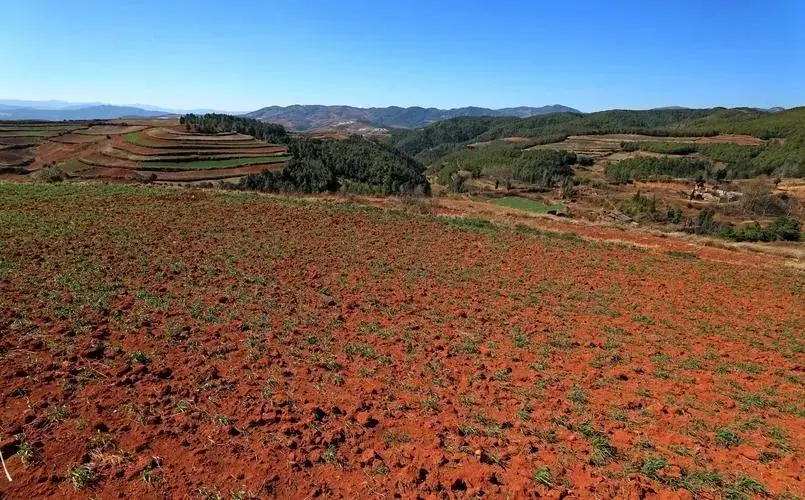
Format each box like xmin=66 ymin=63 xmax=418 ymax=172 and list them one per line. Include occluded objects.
xmin=0 ymin=183 xmax=802 ymax=499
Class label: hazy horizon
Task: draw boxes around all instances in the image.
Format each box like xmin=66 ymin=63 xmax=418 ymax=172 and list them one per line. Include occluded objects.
xmin=0 ymin=98 xmax=795 ymax=116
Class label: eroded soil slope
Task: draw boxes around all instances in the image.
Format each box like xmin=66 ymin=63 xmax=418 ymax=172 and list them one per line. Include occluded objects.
xmin=0 ymin=184 xmax=802 ymax=498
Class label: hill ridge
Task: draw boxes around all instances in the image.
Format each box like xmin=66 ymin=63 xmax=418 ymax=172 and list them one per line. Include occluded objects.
xmin=245 ymin=104 xmax=580 ymax=131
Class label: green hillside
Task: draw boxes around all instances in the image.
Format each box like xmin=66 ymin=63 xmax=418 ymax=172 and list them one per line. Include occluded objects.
xmin=387 ymin=107 xmax=805 ymax=179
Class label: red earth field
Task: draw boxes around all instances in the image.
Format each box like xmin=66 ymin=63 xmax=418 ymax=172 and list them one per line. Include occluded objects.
xmin=0 ymin=120 xmax=289 ymax=185
xmin=0 ymin=183 xmax=802 ymax=499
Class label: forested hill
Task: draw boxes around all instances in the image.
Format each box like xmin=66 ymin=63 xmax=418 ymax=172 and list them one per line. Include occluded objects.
xmin=386 ymin=107 xmax=805 ymax=174
xmin=245 ymin=104 xmax=580 ymax=130
xmin=177 ymin=113 xmax=430 ymax=195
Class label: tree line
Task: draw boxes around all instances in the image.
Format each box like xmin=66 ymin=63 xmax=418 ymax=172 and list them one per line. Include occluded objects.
xmin=604 ymin=157 xmax=711 ymax=182
xmin=180 ymin=114 xmax=288 ymax=143
xmin=237 ymin=137 xmax=429 ymax=195
xmin=620 ymin=139 xmax=805 ymax=179
xmin=432 ymin=142 xmax=577 ymax=190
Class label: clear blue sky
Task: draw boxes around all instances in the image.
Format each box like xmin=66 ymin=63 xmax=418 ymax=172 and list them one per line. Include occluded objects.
xmin=2 ymin=0 xmax=803 ymax=112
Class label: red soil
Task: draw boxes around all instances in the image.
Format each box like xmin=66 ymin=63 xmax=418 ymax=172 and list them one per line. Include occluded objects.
xmin=151 ymin=163 xmax=283 ymax=181
xmin=34 ymin=141 xmax=92 ymax=169
xmin=48 ymin=134 xmax=107 ymax=145
xmin=108 ymin=119 xmax=181 ymax=127
xmin=114 ymin=134 xmax=283 ymax=153
xmin=696 ymin=135 xmax=765 ymax=146
xmin=421 ymin=197 xmax=794 ymax=268
xmin=105 ymin=147 xmax=284 ymax=163
xmin=6 ymin=124 xmax=285 ymax=180
xmin=69 ymin=165 xmax=133 ymax=179
xmin=0 ymin=185 xmax=802 ymax=499
xmin=77 ymin=149 xmax=286 ymax=177
xmin=777 ymin=180 xmax=805 ymax=203
xmin=73 ymin=125 xmax=148 ymax=136
xmin=78 ymin=150 xmax=139 ymax=169
xmin=147 ymin=128 xmax=255 ymax=142
xmin=0 ymin=147 xmax=35 ymax=166
xmin=110 ymin=141 xmax=286 ymax=158
xmin=70 ymin=163 xmax=284 ymax=182
xmin=0 ymin=137 xmax=42 ymax=147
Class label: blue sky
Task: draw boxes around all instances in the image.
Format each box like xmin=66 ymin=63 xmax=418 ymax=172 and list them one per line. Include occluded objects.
xmin=2 ymin=0 xmax=803 ymax=112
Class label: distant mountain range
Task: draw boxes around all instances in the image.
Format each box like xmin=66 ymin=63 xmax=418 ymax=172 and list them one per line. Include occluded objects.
xmin=245 ymin=104 xmax=581 ymax=131
xmin=0 ymin=104 xmax=169 ymax=121
xmin=0 ymin=101 xmax=579 ymax=127
xmin=0 ymin=100 xmax=233 ymax=121
xmin=651 ymin=105 xmax=786 ymax=113
xmin=1 ymin=100 xmax=787 ymax=128
xmin=0 ymin=99 xmax=106 ymax=110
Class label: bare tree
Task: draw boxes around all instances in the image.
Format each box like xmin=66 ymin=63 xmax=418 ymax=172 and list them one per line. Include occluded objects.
xmin=739 ymin=180 xmax=796 ymax=217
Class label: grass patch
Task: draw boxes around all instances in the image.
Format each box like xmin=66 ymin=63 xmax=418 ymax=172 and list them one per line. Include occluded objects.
xmin=723 ymin=474 xmax=767 ymax=499
xmin=0 ymin=130 xmax=63 ymax=138
xmin=124 ymin=132 xmax=158 ymax=147
xmin=0 ymin=258 xmax=14 ymax=278
xmin=532 ymin=466 xmax=553 ymax=488
xmin=67 ymin=463 xmax=96 ymax=489
xmin=666 ymin=250 xmax=699 ymax=260
xmin=491 ymin=196 xmax=568 ymax=215
xmin=58 ymin=158 xmax=89 ymax=174
xmin=715 ymin=428 xmax=742 ymax=448
xmin=438 ymin=216 xmax=497 ymax=233
xmin=640 ymin=455 xmax=668 ymax=480
xmin=343 ymin=342 xmax=378 ymax=359
xmin=139 ymin=155 xmax=289 ymax=170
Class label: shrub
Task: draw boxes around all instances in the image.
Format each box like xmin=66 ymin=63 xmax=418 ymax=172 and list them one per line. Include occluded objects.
xmin=769 ymin=216 xmax=803 ymax=240
xmin=620 ymin=192 xmax=658 ymax=218
xmin=620 ymin=192 xmax=683 ymax=223
xmin=684 ymin=209 xmax=724 ymax=235
xmin=39 ymin=165 xmax=66 ymax=183
xmin=436 ymin=162 xmax=462 ymax=186
xmin=447 ymin=172 xmax=467 ymax=193
xmin=738 ymin=181 xmax=797 ymax=217
xmin=666 ymin=207 xmax=683 ymax=223
xmin=339 ymin=179 xmax=384 ymax=195
xmin=560 ymin=177 xmax=576 ymax=199
xmin=722 ymin=217 xmax=801 ymax=242
xmin=129 ymin=172 xmax=157 ymax=184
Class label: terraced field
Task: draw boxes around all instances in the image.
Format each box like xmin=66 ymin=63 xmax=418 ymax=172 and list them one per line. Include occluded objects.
xmin=0 ymin=123 xmax=90 ymax=172
xmin=528 ymin=134 xmax=766 ymax=161
xmin=0 ymin=119 xmax=288 ymax=182
xmin=135 ymin=156 xmax=288 ymax=171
